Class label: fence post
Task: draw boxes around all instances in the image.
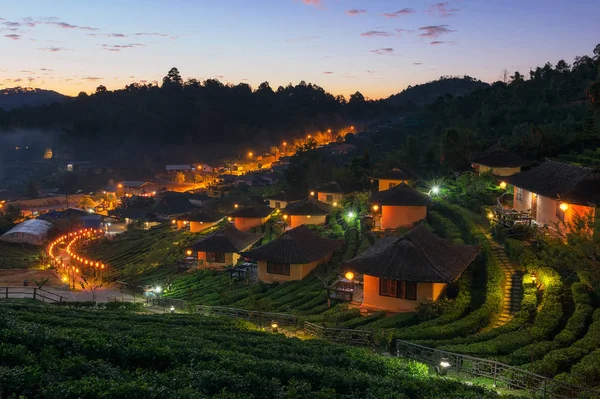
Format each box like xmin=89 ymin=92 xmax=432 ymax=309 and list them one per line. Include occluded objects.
xmin=543 ymin=379 xmax=547 ymax=399
xmin=33 ymin=288 xmax=37 ymax=300
xmin=5 ymin=287 xmax=8 ymax=298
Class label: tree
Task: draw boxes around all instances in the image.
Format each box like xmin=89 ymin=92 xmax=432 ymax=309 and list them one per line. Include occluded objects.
xmin=162 ymin=67 xmax=183 ymax=88
xmin=510 ymin=71 xmax=524 ymax=83
xmin=25 ymin=181 xmax=39 ymax=198
xmin=173 ymin=171 xmax=186 ymax=183
xmin=349 ymin=91 xmax=365 ymax=103
xmin=313 ymin=263 xmax=337 ymax=309
xmin=78 ymin=195 xmax=95 ymax=210
xmin=79 ymin=272 xmax=103 ymax=303
xmin=95 ymin=85 xmax=107 ymax=94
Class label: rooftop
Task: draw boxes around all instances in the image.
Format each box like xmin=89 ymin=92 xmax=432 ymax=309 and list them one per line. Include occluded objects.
xmin=242 ymin=225 xmax=343 ymax=264
xmin=470 ymin=147 xmax=532 ymax=168
xmin=343 ymin=224 xmax=479 ymax=283
xmin=284 ymin=197 xmax=333 ymax=216
xmin=373 ymin=183 xmax=431 ymax=207
xmin=372 ymin=167 xmax=415 ymax=181
xmin=190 ymin=226 xmax=263 ymax=254
xmin=176 ymin=209 xmax=225 ymax=223
xmin=230 ymin=204 xmax=273 ymax=219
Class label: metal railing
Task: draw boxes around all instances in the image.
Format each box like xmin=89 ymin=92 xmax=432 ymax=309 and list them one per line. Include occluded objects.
xmin=0 ymin=286 xmax=67 ymax=304
xmin=304 ymin=321 xmax=374 ymax=346
xmin=396 ymin=339 xmax=599 ymax=399
xmin=196 ymin=305 xmax=297 ymax=326
xmin=147 ymin=297 xmax=188 ymax=310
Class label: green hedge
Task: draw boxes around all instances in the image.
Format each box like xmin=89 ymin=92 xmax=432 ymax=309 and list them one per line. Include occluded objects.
xmin=504 ymin=283 xmax=594 ymax=365
xmin=524 ymin=308 xmax=600 ymax=377
xmin=441 ymin=266 xmax=564 ymax=356
xmin=555 ymin=349 xmax=600 ymax=391
xmin=504 ymin=238 xmax=525 ymax=263
xmin=427 ymin=211 xmax=464 ymax=243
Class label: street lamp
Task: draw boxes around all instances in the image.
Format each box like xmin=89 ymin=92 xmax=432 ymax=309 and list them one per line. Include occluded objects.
xmin=345 ymin=271 xmax=354 ymax=281
xmin=430 ymin=186 xmax=440 ymax=196
xmin=559 ymin=203 xmax=569 ymax=211
xmin=436 ymin=358 xmax=451 ymax=376
xmin=372 ymin=205 xmax=379 ymax=212
xmin=155 ymin=286 xmax=162 ymax=294
xmin=170 ymin=305 xmax=175 ymax=314
xmin=271 ymin=321 xmax=278 ymax=333
xmin=347 ymin=211 xmax=356 ymax=220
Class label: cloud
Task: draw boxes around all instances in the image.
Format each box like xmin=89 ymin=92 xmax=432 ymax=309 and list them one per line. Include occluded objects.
xmin=40 ymin=68 xmax=54 ymax=71
xmin=27 ymin=77 xmax=35 ymax=82
xmin=2 ymin=21 xmax=21 ymax=27
xmin=81 ymin=77 xmax=102 ymax=81
xmin=4 ymin=34 xmax=21 ymax=40
xmin=13 ymin=78 xmax=22 ymax=83
xmin=323 ymin=71 xmax=334 ymax=74
xmin=38 ymin=46 xmax=70 ymax=52
xmin=43 ymin=19 xmax=99 ymax=31
xmin=347 ymin=9 xmax=366 ymax=16
xmin=413 ymin=62 xmax=424 ymax=65
xmin=100 ymin=43 xmax=143 ymax=51
xmin=286 ymin=36 xmax=319 ymax=42
xmin=430 ymin=41 xmax=445 ymax=45
xmin=429 ymin=2 xmax=459 ymax=17
xmin=22 ymin=17 xmax=36 ymax=27
xmin=88 ymin=33 xmax=128 ymax=38
xmin=418 ymin=25 xmax=454 ymax=37
xmin=301 ymin=0 xmax=323 ymax=7
xmin=360 ymin=30 xmax=393 ymax=37
xmin=369 ymin=48 xmax=394 ymax=55
xmin=133 ymin=32 xmax=169 ymax=37
xmin=367 ymin=70 xmax=378 ymax=74
xmin=382 ymin=8 xmax=415 ymax=18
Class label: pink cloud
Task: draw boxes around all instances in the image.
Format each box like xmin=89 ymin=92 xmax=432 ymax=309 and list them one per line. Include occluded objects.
xmin=382 ymin=8 xmax=415 ymax=18
xmin=133 ymin=32 xmax=169 ymax=37
xmin=430 ymin=41 xmax=445 ymax=45
xmin=44 ymin=20 xmax=99 ymax=31
xmin=361 ymin=30 xmax=393 ymax=37
xmin=323 ymin=71 xmax=334 ymax=74
xmin=429 ymin=2 xmax=459 ymax=17
xmin=38 ymin=46 xmax=70 ymax=52
xmin=413 ymin=62 xmax=423 ymax=65
xmin=81 ymin=77 xmax=102 ymax=81
xmin=100 ymin=43 xmax=143 ymax=52
xmin=301 ymin=0 xmax=323 ymax=8
xmin=369 ymin=48 xmax=394 ymax=55
xmin=347 ymin=9 xmax=366 ymax=16
xmin=4 ymin=34 xmax=21 ymax=40
xmin=2 ymin=21 xmax=21 ymax=27
xmin=418 ymin=25 xmax=454 ymax=37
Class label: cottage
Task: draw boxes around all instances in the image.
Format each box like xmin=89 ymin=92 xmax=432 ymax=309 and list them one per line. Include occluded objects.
xmin=265 ymin=189 xmax=304 ymax=209
xmin=243 ymin=225 xmax=343 ymax=283
xmin=153 ymin=195 xmax=200 ymax=220
xmin=283 ymin=197 xmax=333 ymax=229
xmin=9 ymin=194 xmax=87 ymax=217
xmin=166 ymin=164 xmax=192 ymax=173
xmin=229 ymin=204 xmax=273 ymax=231
xmin=118 ymin=181 xmax=156 ymax=196
xmin=343 ymin=224 xmax=479 ymax=312
xmin=175 ymin=209 xmax=225 ymax=232
xmin=372 ymin=183 xmax=430 ymax=230
xmin=502 ymin=160 xmax=600 ymax=228
xmin=470 ymin=147 xmax=532 ymax=176
xmin=315 ymin=182 xmax=345 ymax=205
xmin=372 ymin=168 xmax=414 ymax=192
xmin=188 ymin=226 xmax=263 ymax=267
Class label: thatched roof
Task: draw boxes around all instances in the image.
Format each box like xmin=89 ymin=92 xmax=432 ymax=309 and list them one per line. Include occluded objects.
xmin=372 ymin=168 xmax=414 ymax=181
xmin=229 ymin=204 xmax=273 ymax=219
xmin=373 ymin=183 xmax=430 ymax=207
xmin=317 ymin=181 xmax=345 ymax=194
xmin=190 ymin=227 xmax=263 ymax=253
xmin=471 ymin=147 xmax=532 ymax=168
xmin=503 ymin=160 xmax=600 ymax=205
xmin=343 ymin=224 xmax=479 ymax=283
xmin=241 ymin=225 xmax=343 ymax=264
xmin=266 ymin=189 xmax=305 ymax=202
xmin=284 ymin=197 xmax=333 ymax=216
xmin=176 ymin=209 xmax=225 ymax=223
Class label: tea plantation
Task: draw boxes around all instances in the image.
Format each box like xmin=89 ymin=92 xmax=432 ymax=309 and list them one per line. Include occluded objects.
xmin=0 ymin=302 xmax=510 ymax=399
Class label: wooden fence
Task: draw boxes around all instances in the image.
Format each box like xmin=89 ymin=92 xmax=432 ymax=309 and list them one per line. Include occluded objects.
xmin=147 ymin=297 xmax=189 ymax=310
xmin=396 ymin=339 xmax=599 ymax=399
xmin=0 ymin=286 xmax=67 ymax=304
xmin=196 ymin=305 xmax=297 ymax=326
xmin=303 ymin=322 xmax=374 ymax=346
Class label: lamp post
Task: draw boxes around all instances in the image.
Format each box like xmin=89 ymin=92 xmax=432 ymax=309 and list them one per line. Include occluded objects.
xmin=271 ymin=321 xmax=278 ymax=333
xmin=436 ymin=358 xmax=451 ymax=376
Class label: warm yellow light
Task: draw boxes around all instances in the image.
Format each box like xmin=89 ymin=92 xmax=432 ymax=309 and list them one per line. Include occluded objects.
xmin=283 ymin=214 xmax=288 ymax=220
xmin=372 ymin=205 xmax=379 ymax=212
xmin=118 ymin=184 xmax=123 ymax=188
xmin=271 ymin=322 xmax=278 ymax=329
xmin=499 ymin=182 xmax=507 ymax=189
xmin=310 ymin=191 xmax=315 ymax=196
xmin=307 ymin=134 xmax=312 ymax=139
xmin=227 ymin=216 xmax=233 ymax=222
xmin=327 ymin=129 xmax=332 ymax=133
xmin=487 ymin=212 xmax=494 ymax=220
xmin=171 ymin=219 xmax=176 ymax=224
xmin=234 ymin=204 xmax=239 ymax=208
xmin=559 ymin=203 xmax=569 ymax=211
xmin=345 ymin=271 xmax=354 ymax=281
xmin=248 ymin=152 xmax=253 ymax=157
xmin=283 ymin=141 xmax=287 ymax=146
xmin=306 ymin=214 xmax=311 ymax=219
xmin=186 ymin=250 xmax=192 ymax=256
xmin=75 ymin=268 xmax=79 ymax=273
xmin=62 ymin=276 xmax=68 ymax=282
xmin=350 ymin=126 xmax=355 ymax=130
xmin=332 ymin=202 xmax=338 ymax=207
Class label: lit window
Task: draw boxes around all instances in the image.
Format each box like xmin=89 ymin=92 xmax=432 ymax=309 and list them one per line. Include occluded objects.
xmin=267 ymin=262 xmax=290 ymax=275
xmin=380 ymin=278 xmax=417 ymax=300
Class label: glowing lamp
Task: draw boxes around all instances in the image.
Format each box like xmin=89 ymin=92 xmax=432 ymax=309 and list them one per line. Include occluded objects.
xmin=227 ymin=216 xmax=233 ymax=222
xmin=437 ymin=358 xmax=451 ymax=376
xmin=372 ymin=205 xmax=379 ymax=212
xmin=283 ymin=214 xmax=288 ymax=220
xmin=306 ymin=214 xmax=311 ymax=219
xmin=234 ymin=204 xmax=239 ymax=208
xmin=248 ymin=152 xmax=253 ymax=157
xmin=310 ymin=191 xmax=315 ymax=196
xmin=75 ymin=268 xmax=79 ymax=273
xmin=186 ymin=250 xmax=193 ymax=256
xmin=307 ymin=134 xmax=311 ymax=139
xmin=559 ymin=203 xmax=569 ymax=212
xmin=347 ymin=211 xmax=356 ymax=220
xmin=101 ymin=265 xmax=105 ymax=269
xmin=431 ymin=186 xmax=440 ymax=195
xmin=499 ymin=182 xmax=507 ymax=189
xmin=172 ymin=220 xmax=176 ymax=224
xmin=155 ymin=286 xmax=162 ymax=294
xmin=170 ymin=306 xmax=175 ymax=314
xmin=332 ymin=202 xmax=338 ymax=207
xmin=62 ymin=276 xmax=68 ymax=282
xmin=345 ymin=271 xmax=354 ymax=281
xmin=530 ymin=272 xmax=537 ymax=284
xmin=487 ymin=212 xmax=494 ymax=220
xmin=118 ymin=184 xmax=123 ymax=188
xmin=271 ymin=321 xmax=278 ymax=333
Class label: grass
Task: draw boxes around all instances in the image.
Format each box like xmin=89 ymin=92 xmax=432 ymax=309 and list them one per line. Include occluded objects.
xmin=0 ymin=242 xmax=45 ymax=269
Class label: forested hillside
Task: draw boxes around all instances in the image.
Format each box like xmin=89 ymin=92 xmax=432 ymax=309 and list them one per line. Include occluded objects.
xmin=387 ymin=76 xmax=489 ymax=106
xmin=0 ymin=87 xmax=67 ymax=110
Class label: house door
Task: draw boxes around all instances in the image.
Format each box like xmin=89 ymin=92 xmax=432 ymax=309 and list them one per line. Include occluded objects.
xmin=531 ymin=194 xmax=537 ymax=219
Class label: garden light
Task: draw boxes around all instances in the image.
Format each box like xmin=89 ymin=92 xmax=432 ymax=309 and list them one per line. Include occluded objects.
xmin=306 ymin=214 xmax=311 ymax=219
xmin=345 ymin=271 xmax=354 ymax=281
xmin=559 ymin=203 xmax=569 ymax=211
xmin=372 ymin=205 xmax=379 ymax=212
xmin=332 ymin=202 xmax=338 ymax=207
xmin=170 ymin=306 xmax=175 ymax=314
xmin=234 ymin=204 xmax=239 ymax=208
xmin=499 ymin=182 xmax=507 ymax=189
xmin=347 ymin=211 xmax=356 ymax=220
xmin=436 ymin=358 xmax=451 ymax=376
xmin=227 ymin=217 xmax=233 ymax=222
xmin=186 ymin=250 xmax=192 ymax=256
xmin=171 ymin=219 xmax=176 ymax=224
xmin=530 ymin=273 xmax=537 ymax=284
xmin=431 ymin=186 xmax=440 ymax=195
xmin=310 ymin=191 xmax=315 ymax=196
xmin=283 ymin=214 xmax=288 ymax=220
xmin=271 ymin=321 xmax=278 ymax=333
xmin=487 ymin=212 xmax=494 ymax=220
xmin=155 ymin=286 xmax=162 ymax=294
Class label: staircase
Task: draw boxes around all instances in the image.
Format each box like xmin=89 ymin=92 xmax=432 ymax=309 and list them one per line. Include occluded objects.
xmin=490 ymin=245 xmax=521 ymax=328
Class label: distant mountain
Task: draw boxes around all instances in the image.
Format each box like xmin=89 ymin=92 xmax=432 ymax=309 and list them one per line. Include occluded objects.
xmin=0 ymin=87 xmax=68 ymax=110
xmin=387 ymin=76 xmax=489 ymax=106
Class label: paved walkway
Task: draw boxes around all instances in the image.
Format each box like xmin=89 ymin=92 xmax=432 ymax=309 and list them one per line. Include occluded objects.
xmin=489 ymin=243 xmax=518 ymax=328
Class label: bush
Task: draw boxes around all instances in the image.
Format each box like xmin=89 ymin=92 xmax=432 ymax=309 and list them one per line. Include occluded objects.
xmin=504 ymin=238 xmax=525 ymax=262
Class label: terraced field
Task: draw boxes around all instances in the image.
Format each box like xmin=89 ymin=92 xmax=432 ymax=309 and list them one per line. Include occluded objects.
xmin=0 ymin=242 xmax=44 ymax=269
xmin=0 ymin=302 xmax=511 ymax=399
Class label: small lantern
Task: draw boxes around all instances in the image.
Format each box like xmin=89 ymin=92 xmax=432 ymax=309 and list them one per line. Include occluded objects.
xmin=170 ymin=306 xmax=175 ymax=314
xmin=310 ymin=191 xmax=315 ymax=196
xmin=306 ymin=214 xmax=311 ymax=219
xmin=186 ymin=249 xmax=192 ymax=256
xmin=271 ymin=321 xmax=278 ymax=333
xmin=559 ymin=203 xmax=569 ymax=212
xmin=487 ymin=212 xmax=494 ymax=220
xmin=530 ymin=272 xmax=537 ymax=284
xmin=430 ymin=186 xmax=440 ymax=195
xmin=437 ymin=358 xmax=451 ymax=376
xmin=332 ymin=202 xmax=338 ymax=207
xmin=372 ymin=204 xmax=379 ymax=212
xmin=234 ymin=204 xmax=239 ymax=208
xmin=283 ymin=214 xmax=288 ymax=220
xmin=345 ymin=271 xmax=354 ymax=281
xmin=499 ymin=182 xmax=507 ymax=189
xmin=171 ymin=219 xmax=176 ymax=224
xmin=227 ymin=216 xmax=233 ymax=222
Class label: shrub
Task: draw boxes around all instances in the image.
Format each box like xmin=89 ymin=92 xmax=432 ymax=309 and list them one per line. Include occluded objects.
xmin=504 ymin=238 xmax=525 ymax=262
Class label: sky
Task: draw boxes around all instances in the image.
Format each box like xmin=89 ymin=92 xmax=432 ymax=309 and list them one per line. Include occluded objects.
xmin=0 ymin=0 xmax=599 ymax=99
